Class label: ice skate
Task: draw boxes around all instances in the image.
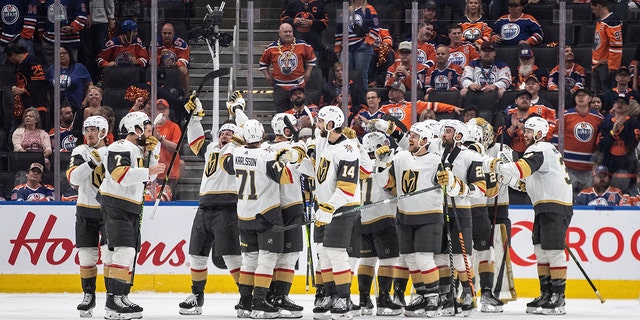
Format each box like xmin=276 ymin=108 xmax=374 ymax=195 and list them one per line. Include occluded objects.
xmin=178 ymin=293 xmax=204 ymax=315
xmin=459 ymin=287 xmax=475 ymax=317
xmin=526 ymin=292 xmax=551 ymax=314
xmin=104 ymin=294 xmax=135 ymax=320
xmin=358 ymin=293 xmax=373 ymax=316
xmin=375 ymin=293 xmax=403 ymax=316
xmin=312 ymin=296 xmax=333 ymax=320
xmin=438 ymin=292 xmax=455 ymax=316
xmin=269 ymin=295 xmax=303 ymax=318
xmin=404 ymin=294 xmax=438 ymax=318
xmin=479 ymin=290 xmax=503 ymax=313
xmin=121 ymin=295 xmax=143 ymax=319
xmin=314 ymin=287 xmax=325 ymax=307
xmin=330 ymin=297 xmax=353 ymax=320
xmin=235 ymin=295 xmax=252 ymax=318
xmin=541 ymin=293 xmax=566 ymax=315
xmin=250 ymin=297 xmax=279 ymax=319
xmin=77 ymin=292 xmax=96 ymax=318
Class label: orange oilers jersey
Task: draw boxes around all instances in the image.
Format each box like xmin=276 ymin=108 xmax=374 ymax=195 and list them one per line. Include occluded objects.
xmin=372 ymin=27 xmax=393 ymax=52
xmin=259 ymin=39 xmax=317 ymax=90
xmin=459 ymin=19 xmax=493 ymax=46
xmin=156 ymin=36 xmax=190 ymax=67
xmin=593 ymin=13 xmax=623 ymax=71
xmin=385 ymin=61 xmax=428 ymax=90
xmin=381 ymin=100 xmax=457 ymax=129
xmin=447 ymin=42 xmax=479 ymax=67
xmin=555 ymin=108 xmax=603 ymax=171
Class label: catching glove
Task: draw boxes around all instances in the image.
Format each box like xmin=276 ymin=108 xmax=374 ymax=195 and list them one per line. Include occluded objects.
xmin=145 ymin=136 xmax=160 ymax=152
xmin=226 ymin=91 xmax=246 ymax=116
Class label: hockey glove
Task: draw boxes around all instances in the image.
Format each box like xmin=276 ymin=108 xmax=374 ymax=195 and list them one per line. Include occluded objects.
xmin=234 ymin=108 xmax=249 ymax=128
xmin=184 ymin=93 xmax=205 ymax=120
xmin=88 ymin=149 xmax=101 ymax=169
xmin=483 ymin=157 xmax=502 ymax=173
xmin=314 ymin=204 xmax=334 ymax=227
xmin=145 ymin=136 xmax=160 ymax=152
xmin=226 ymin=91 xmax=246 ymax=116
xmin=343 ymin=127 xmax=357 ymax=139
xmin=276 ymin=148 xmax=303 ymax=164
xmin=437 ymin=169 xmax=465 ymax=195
xmin=367 ymin=119 xmax=396 ymax=135
xmin=374 ymin=145 xmax=392 ymax=167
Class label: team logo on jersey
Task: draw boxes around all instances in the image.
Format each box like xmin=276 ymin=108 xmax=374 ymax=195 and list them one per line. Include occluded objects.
xmin=417 ymin=49 xmax=428 ymax=66
xmin=574 ymin=122 xmax=595 ymax=143
xmin=500 ymin=23 xmax=520 ymax=41
xmin=115 ymin=52 xmax=137 ymax=66
xmin=61 ymin=134 xmax=76 ymax=151
xmin=593 ymin=32 xmax=601 ymax=50
xmin=401 ymin=170 xmax=418 ymax=194
xmin=448 ymin=52 xmax=466 ymax=66
xmin=434 ymin=74 xmax=451 ymax=90
xmin=160 ymin=49 xmax=178 ymax=66
xmin=47 ymin=3 xmax=67 ymax=24
xmin=205 ymin=152 xmax=220 ymax=177
xmin=92 ymin=164 xmax=105 ymax=189
xmin=1 ymin=4 xmax=19 ymax=25
xmin=463 ymin=28 xmax=481 ymax=41
xmin=59 ymin=74 xmax=70 ymax=91
xmin=278 ymin=51 xmax=299 ymax=75
xmin=478 ymin=68 xmax=496 ymax=86
xmin=387 ymin=107 xmax=406 ymax=121
xmin=317 ymin=157 xmax=330 ymax=183
xmin=137 ymin=157 xmax=144 ymax=168
xmin=565 ymin=78 xmax=577 ymax=90
xmin=26 ymin=193 xmax=48 ymax=201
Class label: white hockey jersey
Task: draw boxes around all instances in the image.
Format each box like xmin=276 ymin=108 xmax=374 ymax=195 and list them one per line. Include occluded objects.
xmin=314 ymin=135 xmax=361 ymax=214
xmin=485 ymin=142 xmax=512 ymax=207
xmin=441 ymin=145 xmax=486 ymax=210
xmin=360 ymin=153 xmax=395 ymax=231
xmin=261 ymin=140 xmax=314 ymax=209
xmin=67 ymin=144 xmax=107 ymax=218
xmin=99 ymin=139 xmax=159 ymax=213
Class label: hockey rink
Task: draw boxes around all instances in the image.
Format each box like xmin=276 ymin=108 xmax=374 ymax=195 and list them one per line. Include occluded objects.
xmin=0 ymin=293 xmax=637 ymax=319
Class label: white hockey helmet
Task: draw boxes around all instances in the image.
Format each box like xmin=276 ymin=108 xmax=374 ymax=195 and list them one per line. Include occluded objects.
xmin=422 ymin=119 xmax=441 ymax=138
xmin=119 ymin=111 xmax=150 ymax=136
xmin=442 ymin=119 xmax=467 ymax=143
xmin=271 ymin=113 xmax=297 ymax=137
xmin=218 ymin=123 xmax=240 ymax=136
xmin=524 ymin=116 xmax=549 ymax=141
xmin=465 ymin=123 xmax=483 ymax=143
xmin=362 ymin=132 xmax=389 ymax=153
xmin=243 ymin=119 xmax=265 ymax=144
xmin=317 ymin=105 xmax=345 ymax=129
xmin=410 ymin=121 xmax=434 ymax=144
xmin=83 ymin=115 xmax=109 ymax=140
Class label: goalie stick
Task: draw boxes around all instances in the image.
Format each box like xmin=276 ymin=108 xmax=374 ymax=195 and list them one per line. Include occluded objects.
xmin=149 ymin=68 xmax=230 ymax=220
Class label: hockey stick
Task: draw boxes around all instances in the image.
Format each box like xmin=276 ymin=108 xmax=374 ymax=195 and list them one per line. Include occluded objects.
xmin=493 ymin=231 xmax=510 ymax=299
xmin=442 ymin=184 xmax=459 ymax=315
xmin=566 ymin=244 xmax=605 ymax=303
xmin=148 ymin=68 xmax=230 ymax=220
xmin=257 ymin=184 xmax=442 ymax=232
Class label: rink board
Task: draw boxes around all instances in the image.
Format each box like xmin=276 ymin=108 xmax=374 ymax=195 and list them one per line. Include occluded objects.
xmin=0 ymin=202 xmax=639 ymax=298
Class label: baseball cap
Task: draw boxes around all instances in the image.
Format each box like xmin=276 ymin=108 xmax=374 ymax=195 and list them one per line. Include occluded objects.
xmin=388 ymin=81 xmax=406 ymax=94
xmin=156 ymin=98 xmax=169 ymax=109
xmin=480 ymin=41 xmax=495 ymax=51
xmin=616 ymin=93 xmax=630 ymax=104
xmin=289 ymin=86 xmax=305 ymax=97
xmin=524 ymin=74 xmax=540 ymax=83
xmin=593 ymin=165 xmax=608 ymax=176
xmin=424 ymin=0 xmax=437 ymax=9
xmin=519 ymin=47 xmax=534 ymax=59
xmin=617 ymin=66 xmax=631 ymax=76
xmin=29 ymin=162 xmax=44 ymax=172
xmin=398 ymin=41 xmax=412 ymax=52
xmin=573 ymin=87 xmax=591 ymax=97
xmin=516 ymin=89 xmax=532 ymax=99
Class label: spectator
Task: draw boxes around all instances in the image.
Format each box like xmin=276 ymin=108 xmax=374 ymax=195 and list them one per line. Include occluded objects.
xmin=12 ymin=107 xmax=52 ymax=169
xmin=79 ymin=0 xmax=116 ymax=82
xmin=501 ymin=90 xmax=555 ymax=156
xmin=525 ymin=75 xmax=554 ymax=110
xmin=11 ymin=162 xmax=54 ymax=201
xmin=413 ymin=22 xmax=437 ymax=69
xmin=629 ymin=44 xmax=640 ymax=91
xmin=459 ymin=0 xmax=494 ymax=48
xmin=597 ymin=93 xmax=640 ymax=191
xmin=115 ymin=0 xmax=143 ymax=22
xmin=283 ymin=86 xmax=318 ymax=130
xmin=81 ymin=86 xmax=104 ymax=120
xmin=45 ymin=45 xmax=93 ymax=112
xmin=460 ymin=41 xmax=511 ymax=99
xmin=351 ymin=89 xmax=386 ymax=138
xmin=590 ymin=94 xmax=604 ymax=115
xmin=5 ymin=43 xmax=47 ymax=130
xmin=49 ymin=104 xmax=77 ymax=152
xmin=512 ymin=46 xmax=547 ymax=90
xmin=419 ymin=108 xmax=437 ymax=121
xmin=368 ymin=25 xmax=394 ymax=88
xmin=157 ymin=22 xmax=191 ymax=96
xmin=380 ymin=81 xmax=462 ymax=129
xmin=0 ymin=0 xmax=37 ymax=64
xmin=548 ymin=46 xmax=587 ymax=95
xmin=447 ymin=23 xmax=479 ymax=68
xmin=40 ymin=0 xmax=89 ymax=66
xmin=602 ymin=67 xmax=640 ymax=113
xmin=385 ymin=41 xmax=428 ymax=94
xmin=97 ymin=19 xmax=149 ymax=69
xmin=574 ymin=165 xmax=623 ymax=206
xmin=555 ymin=88 xmax=604 ymax=194
xmin=422 ymin=0 xmax=449 ymax=43
xmin=321 ymin=62 xmax=363 ymax=107
xmin=260 ymin=22 xmax=317 ymax=113
xmin=425 ymin=44 xmax=463 ymax=96
xmin=492 ymin=0 xmax=543 ymax=46
xmin=334 ymin=0 xmax=379 ymax=100
xmin=153 ymin=99 xmax=182 ymax=198
xmin=462 ymin=105 xmax=479 ymax=123
xmin=590 ymin=0 xmax=623 ymax=94
xmin=279 ymin=0 xmax=329 ymax=58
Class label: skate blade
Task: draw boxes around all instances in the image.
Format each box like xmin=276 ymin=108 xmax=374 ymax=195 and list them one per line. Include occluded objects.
xmin=331 ymin=312 xmax=353 ymax=320
xmin=360 ymin=307 xmax=373 ymax=316
xmin=179 ymin=306 xmax=203 ymax=315
xmin=104 ymin=309 xmax=134 ymax=320
xmin=480 ymin=304 xmax=503 ymax=313
xmin=79 ymin=308 xmax=94 ymax=318
xmin=130 ymin=312 xmax=143 ymax=319
xmin=249 ymin=310 xmax=279 ymax=319
xmin=312 ymin=311 xmax=331 ymax=320
xmin=376 ymin=308 xmax=403 ymax=316
xmin=277 ymin=310 xmax=303 ymax=318
xmin=236 ymin=309 xmax=252 ymax=318
xmin=542 ymin=306 xmax=566 ymax=315
xmin=462 ymin=309 xmax=474 ymax=317
xmin=438 ymin=307 xmax=455 ymax=317
xmin=403 ymin=309 xmax=426 ymax=317
xmin=526 ymin=307 xmax=544 ymax=314
xmin=349 ymin=309 xmax=361 ymax=317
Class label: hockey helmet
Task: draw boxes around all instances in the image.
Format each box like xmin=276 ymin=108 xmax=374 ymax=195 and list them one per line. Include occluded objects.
xmin=362 ymin=132 xmax=389 ymax=153
xmin=410 ymin=121 xmax=434 ymax=145
xmin=271 ymin=113 xmax=297 ymax=137
xmin=120 ymin=20 xmax=138 ymax=33
xmin=524 ymin=116 xmax=548 ymax=141
xmin=422 ymin=119 xmax=441 ymax=138
xmin=119 ymin=111 xmax=150 ymax=136
xmin=317 ymin=105 xmax=345 ymax=129
xmin=442 ymin=119 xmax=467 ymax=143
xmin=465 ymin=123 xmax=483 ymax=144
xmin=83 ymin=115 xmax=109 ymax=140
xmin=218 ymin=123 xmax=240 ymax=136
xmin=243 ymin=119 xmax=265 ymax=144
xmin=473 ymin=117 xmax=495 ymax=149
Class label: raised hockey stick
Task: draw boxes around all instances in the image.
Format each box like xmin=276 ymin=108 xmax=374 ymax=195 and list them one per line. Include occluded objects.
xmin=149 ymin=68 xmax=230 ymax=220
xmin=566 ymin=244 xmax=605 ymax=303
xmin=256 ymin=184 xmax=442 ymax=232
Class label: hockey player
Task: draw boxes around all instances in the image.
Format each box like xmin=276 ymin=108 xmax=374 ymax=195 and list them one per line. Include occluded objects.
xmin=221 ymin=119 xmax=302 ymax=319
xmin=67 ymin=115 xmax=109 ymax=317
xmin=177 ymin=95 xmax=244 ymax=315
xmin=484 ymin=117 xmax=573 ymax=315
xmin=99 ymin=111 xmax=165 ymax=320
xmin=311 ymin=106 xmax=361 ymax=320
xmin=436 ymin=119 xmax=486 ymax=316
xmin=357 ymin=132 xmax=403 ymax=316
xmin=377 ymin=122 xmax=444 ymax=318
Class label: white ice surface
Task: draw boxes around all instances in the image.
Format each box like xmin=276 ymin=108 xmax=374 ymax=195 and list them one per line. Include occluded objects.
xmin=0 ymin=293 xmax=637 ymax=319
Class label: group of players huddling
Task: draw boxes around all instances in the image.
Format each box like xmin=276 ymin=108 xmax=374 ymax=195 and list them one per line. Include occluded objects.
xmin=69 ymin=91 xmax=572 ymax=320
